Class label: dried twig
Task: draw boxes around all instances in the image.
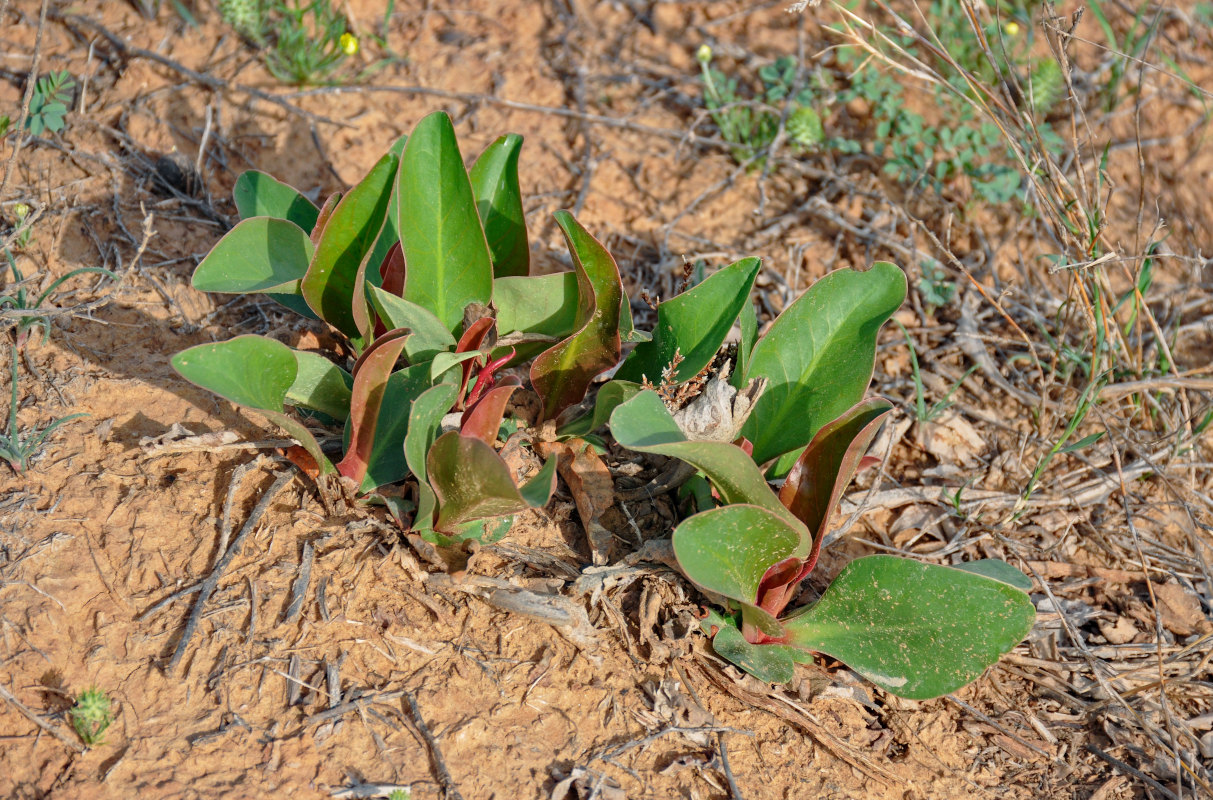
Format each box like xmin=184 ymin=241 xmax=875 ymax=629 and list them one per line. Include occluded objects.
xmin=166 ymin=469 xmax=295 ymax=672
xmin=0 ymin=681 xmax=86 ymax=753
xmin=405 ymin=690 xmax=465 ymax=800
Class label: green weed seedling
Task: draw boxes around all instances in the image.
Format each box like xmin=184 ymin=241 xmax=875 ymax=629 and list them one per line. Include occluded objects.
xmin=174 ymin=110 xmax=650 ymax=543
xmin=69 ymin=687 xmax=114 ymax=746
xmin=696 ymin=46 xmax=824 ymax=164
xmin=219 ymin=0 xmax=360 ymax=84
xmin=0 ymin=345 xmax=87 ymax=474
xmin=598 ymin=263 xmax=1034 ymax=700
xmin=25 ymin=71 xmax=75 ymax=136
xmin=3 ymin=245 xmax=118 ymax=346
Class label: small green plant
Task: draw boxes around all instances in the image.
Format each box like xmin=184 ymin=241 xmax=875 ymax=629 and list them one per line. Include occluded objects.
xmin=173 ymin=111 xmax=641 ymax=542
xmin=592 ymin=263 xmax=1034 ymax=699
xmin=696 ymin=46 xmax=823 ymax=162
xmin=3 ymin=246 xmax=118 ymax=346
xmin=218 ymin=0 xmax=359 ymax=85
xmin=0 ymin=115 xmax=11 ymax=138
xmin=9 ymin=203 xmax=32 ymax=249
xmin=387 ymin=789 xmax=411 ymax=800
xmin=25 ymin=71 xmax=75 ymax=136
xmin=264 ymin=0 xmax=357 ymax=85
xmin=0 ymin=345 xmax=88 ymax=474
xmin=68 ymin=687 xmax=114 ymax=746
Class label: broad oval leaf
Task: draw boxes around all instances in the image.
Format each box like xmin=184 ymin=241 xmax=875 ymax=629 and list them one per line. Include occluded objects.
xmin=192 ymin=217 xmax=314 ymax=294
xmin=616 ymin=257 xmax=761 ymax=384
xmin=673 ymin=504 xmax=806 ymax=637
xmin=301 ymin=151 xmax=398 ymax=338
xmin=494 ymin=272 xmax=579 ymax=339
xmin=782 ymin=555 xmax=1036 ymax=699
xmin=470 ymin=133 xmax=529 ymax=278
xmin=742 ymin=261 xmax=906 ymax=473
xmin=398 ymin=111 xmax=494 ymax=333
xmin=172 ymin=334 xmax=296 ymax=412
xmin=172 ymin=335 xmax=331 ymax=474
xmin=701 ymin=609 xmax=805 ymax=684
xmin=233 ymin=170 xmax=320 ymax=231
xmin=530 ymin=211 xmax=623 ymax=420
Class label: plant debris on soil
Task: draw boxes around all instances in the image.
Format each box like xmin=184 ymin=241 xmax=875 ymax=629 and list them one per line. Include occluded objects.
xmin=1 ymin=1 xmax=1211 ymax=799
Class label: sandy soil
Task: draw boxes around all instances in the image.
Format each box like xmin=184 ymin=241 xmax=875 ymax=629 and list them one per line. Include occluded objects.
xmin=1 ymin=1 xmax=1210 ymax=799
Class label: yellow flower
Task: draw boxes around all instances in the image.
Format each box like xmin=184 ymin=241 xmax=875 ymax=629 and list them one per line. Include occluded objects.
xmin=339 ymin=32 xmax=359 ymax=56
xmin=696 ymin=44 xmax=712 ymax=65
xmin=1004 ymin=21 xmax=1020 ymax=36
xmin=14 ymin=202 xmax=30 ymax=220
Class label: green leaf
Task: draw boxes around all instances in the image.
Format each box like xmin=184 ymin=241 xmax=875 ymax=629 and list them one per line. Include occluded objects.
xmin=1059 ymin=431 xmax=1105 ymax=454
xmin=609 ymin=391 xmax=801 ymax=526
xmin=778 ymin=398 xmax=892 ymax=574
xmin=171 ymin=335 xmax=331 ymax=473
xmin=530 ymin=211 xmax=623 ymax=420
xmin=951 ymin=559 xmax=1034 ymax=591
xmin=398 ymin=111 xmax=494 ymax=333
xmin=470 ymin=134 xmax=529 ymax=278
xmin=673 ymin=504 xmax=809 ymax=637
xmin=368 ymin=286 xmax=458 ymax=364
xmin=405 ymin=383 xmax=460 ymax=483
xmin=427 ymin=433 xmax=555 ymax=530
xmin=429 ymin=351 xmax=480 ymax=384
xmin=556 ymin=380 xmax=642 ymax=438
xmin=285 ymin=350 xmax=352 ymax=420
xmin=300 ymin=151 xmax=398 ymax=338
xmin=742 ymin=262 xmax=906 ymax=473
xmin=615 ymin=257 xmax=760 ymax=384
xmin=192 ymin=217 xmax=314 ymax=295
xmin=782 ymin=555 xmax=1036 ymax=699
xmin=172 ymin=335 xmax=296 ymax=411
xmin=702 ymin=609 xmax=805 ymax=684
xmin=233 ymin=170 xmax=320 ymax=231
xmin=494 ymin=272 xmax=579 ymax=339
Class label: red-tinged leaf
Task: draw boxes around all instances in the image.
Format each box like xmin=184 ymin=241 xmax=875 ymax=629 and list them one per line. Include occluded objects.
xmin=464 ymin=349 xmax=515 ymax=410
xmin=530 ymin=211 xmax=623 ymax=420
xmin=310 ymin=192 xmax=341 ymax=246
xmin=379 ymin=240 xmax=405 ymax=297
xmin=428 ymin=432 xmax=555 ymax=531
xmin=301 ymin=151 xmax=398 ymax=338
xmin=455 ymin=316 xmax=495 ymax=403
xmin=349 ymin=327 xmax=409 ymax=379
xmin=336 ymin=331 xmax=410 ymax=485
xmin=778 ymin=397 xmax=892 ymax=581
xmin=460 ymin=383 xmax=518 ymax=445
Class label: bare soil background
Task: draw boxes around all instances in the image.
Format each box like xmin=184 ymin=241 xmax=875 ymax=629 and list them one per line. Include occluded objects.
xmin=1 ymin=1 xmax=1211 ymax=799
